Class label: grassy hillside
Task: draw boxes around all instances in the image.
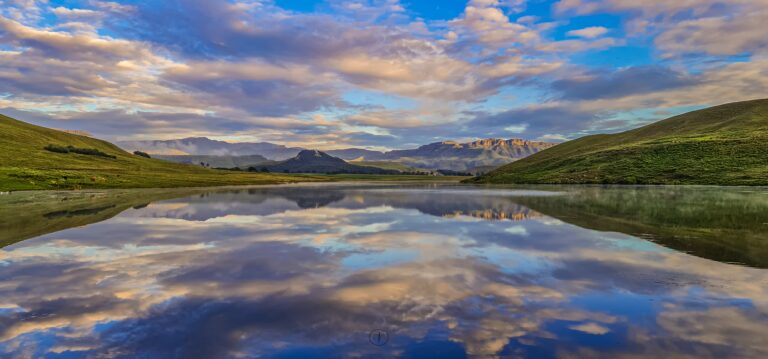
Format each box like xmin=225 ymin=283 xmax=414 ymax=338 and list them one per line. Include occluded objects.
xmin=0 ymin=114 xmax=328 ymax=191
xmin=469 ymin=99 xmax=768 ymax=185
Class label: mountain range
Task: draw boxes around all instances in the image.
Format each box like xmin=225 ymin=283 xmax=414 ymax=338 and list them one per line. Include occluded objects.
xmin=119 ymin=138 xmax=557 ymax=171
xmin=470 ymin=98 xmax=768 ymax=185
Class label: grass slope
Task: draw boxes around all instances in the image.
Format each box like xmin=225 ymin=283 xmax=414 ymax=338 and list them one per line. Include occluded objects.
xmin=0 ymin=114 xmax=328 ymax=191
xmin=470 ymin=99 xmax=768 ymax=185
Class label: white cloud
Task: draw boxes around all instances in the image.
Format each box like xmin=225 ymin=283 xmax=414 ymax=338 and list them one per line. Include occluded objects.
xmin=567 ymin=26 xmax=608 ymax=39
xmin=504 ymin=124 xmax=528 ymax=133
xmin=569 ymin=322 xmax=611 ymax=335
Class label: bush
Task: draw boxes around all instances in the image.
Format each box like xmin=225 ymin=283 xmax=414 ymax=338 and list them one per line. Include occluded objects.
xmin=133 ymin=151 xmax=151 ymax=158
xmin=44 ymin=144 xmax=116 ymax=159
xmin=44 ymin=144 xmax=70 ymax=154
xmin=67 ymin=146 xmax=116 ymax=159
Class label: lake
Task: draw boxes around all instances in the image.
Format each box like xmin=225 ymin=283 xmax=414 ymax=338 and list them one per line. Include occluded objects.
xmin=1 ymin=183 xmax=767 ymax=358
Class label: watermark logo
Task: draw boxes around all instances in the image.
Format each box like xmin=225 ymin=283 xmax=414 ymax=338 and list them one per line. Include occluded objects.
xmin=369 ymin=329 xmax=389 ymax=346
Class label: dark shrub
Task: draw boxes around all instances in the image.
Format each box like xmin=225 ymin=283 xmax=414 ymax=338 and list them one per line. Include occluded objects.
xmin=67 ymin=146 xmax=116 ymax=159
xmin=44 ymin=144 xmax=70 ymax=153
xmin=44 ymin=144 xmax=116 ymax=158
xmin=133 ymin=151 xmax=151 ymax=158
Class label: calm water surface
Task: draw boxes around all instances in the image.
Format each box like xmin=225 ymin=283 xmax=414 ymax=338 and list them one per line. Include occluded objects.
xmin=1 ymin=183 xmax=767 ymax=358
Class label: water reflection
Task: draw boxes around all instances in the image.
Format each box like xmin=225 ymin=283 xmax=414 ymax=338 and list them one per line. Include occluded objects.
xmin=1 ymin=183 xmax=767 ymax=358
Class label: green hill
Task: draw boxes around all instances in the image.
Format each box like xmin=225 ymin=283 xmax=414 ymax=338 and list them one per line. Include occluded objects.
xmin=264 ymin=150 xmax=400 ymax=174
xmin=469 ymin=99 xmax=768 ymax=185
xmin=0 ymin=114 xmax=325 ymax=191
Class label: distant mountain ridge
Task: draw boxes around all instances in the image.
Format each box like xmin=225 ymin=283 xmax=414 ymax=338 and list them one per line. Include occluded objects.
xmin=120 ymin=137 xmax=557 ymax=171
xmin=378 ymin=139 xmax=556 ymax=170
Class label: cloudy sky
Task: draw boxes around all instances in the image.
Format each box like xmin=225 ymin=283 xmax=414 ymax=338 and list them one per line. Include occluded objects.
xmin=1 ymin=0 xmax=766 ymax=149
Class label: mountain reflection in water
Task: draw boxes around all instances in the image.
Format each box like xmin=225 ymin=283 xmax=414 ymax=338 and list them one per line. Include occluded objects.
xmin=0 ymin=183 xmax=767 ymax=358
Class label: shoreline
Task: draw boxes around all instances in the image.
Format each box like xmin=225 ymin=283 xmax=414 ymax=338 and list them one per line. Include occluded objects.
xmin=0 ymin=174 xmax=468 ymax=193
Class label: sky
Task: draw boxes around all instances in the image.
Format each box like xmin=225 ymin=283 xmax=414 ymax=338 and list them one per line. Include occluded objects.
xmin=0 ymin=0 xmax=766 ymax=150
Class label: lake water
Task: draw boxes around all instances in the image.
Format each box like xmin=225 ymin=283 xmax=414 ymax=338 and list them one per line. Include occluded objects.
xmin=1 ymin=183 xmax=767 ymax=358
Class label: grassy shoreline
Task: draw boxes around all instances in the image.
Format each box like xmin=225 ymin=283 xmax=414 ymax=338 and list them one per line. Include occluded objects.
xmin=0 ymin=169 xmax=466 ymax=192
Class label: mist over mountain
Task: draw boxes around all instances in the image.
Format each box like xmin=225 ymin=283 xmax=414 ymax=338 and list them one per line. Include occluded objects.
xmin=324 ymin=148 xmax=387 ymax=160
xmin=120 ymin=138 xmax=557 ymax=171
xmin=154 ymin=154 xmax=274 ymax=169
xmin=118 ymin=137 xmax=304 ymax=160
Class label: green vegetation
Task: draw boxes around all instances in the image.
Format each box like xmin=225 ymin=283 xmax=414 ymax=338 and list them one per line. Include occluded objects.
xmin=45 ymin=144 xmax=116 ymax=158
xmin=508 ymin=186 xmax=768 ymax=268
xmin=469 ymin=99 xmax=768 ymax=185
xmin=133 ymin=150 xmax=151 ymax=158
xmin=0 ymin=113 xmax=330 ymax=191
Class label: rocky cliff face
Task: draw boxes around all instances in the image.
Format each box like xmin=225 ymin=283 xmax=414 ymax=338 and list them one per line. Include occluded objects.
xmin=385 ymin=138 xmax=554 ymax=158
xmin=464 ymin=138 xmax=558 ymax=158
xmin=380 ymin=138 xmax=558 ymax=171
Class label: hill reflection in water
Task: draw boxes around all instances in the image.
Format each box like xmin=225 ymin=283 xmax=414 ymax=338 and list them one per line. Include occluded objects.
xmin=0 ymin=183 xmax=767 ymax=358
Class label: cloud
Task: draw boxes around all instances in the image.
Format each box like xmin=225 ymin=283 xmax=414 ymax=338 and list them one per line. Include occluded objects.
xmin=567 ymin=26 xmax=608 ymax=39
xmin=0 ymin=16 xmax=153 ymax=63
xmin=555 ymin=0 xmax=768 ymax=56
xmin=50 ymin=6 xmax=103 ymax=21
xmin=3 ymin=187 xmax=768 ymax=358
xmin=551 ymin=66 xmax=699 ymax=101
xmin=466 ymin=105 xmax=599 ymax=140
xmin=655 ymin=10 xmax=768 ymax=56
xmin=569 ymin=322 xmax=610 ymax=335
xmin=0 ymin=0 xmax=766 ymax=148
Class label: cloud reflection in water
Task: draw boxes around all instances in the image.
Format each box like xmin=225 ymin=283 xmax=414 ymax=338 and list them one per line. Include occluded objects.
xmin=1 ymin=184 xmax=767 ymax=358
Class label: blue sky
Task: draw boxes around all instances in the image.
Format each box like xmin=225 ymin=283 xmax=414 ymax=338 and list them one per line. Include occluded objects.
xmin=0 ymin=0 xmax=766 ymax=149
